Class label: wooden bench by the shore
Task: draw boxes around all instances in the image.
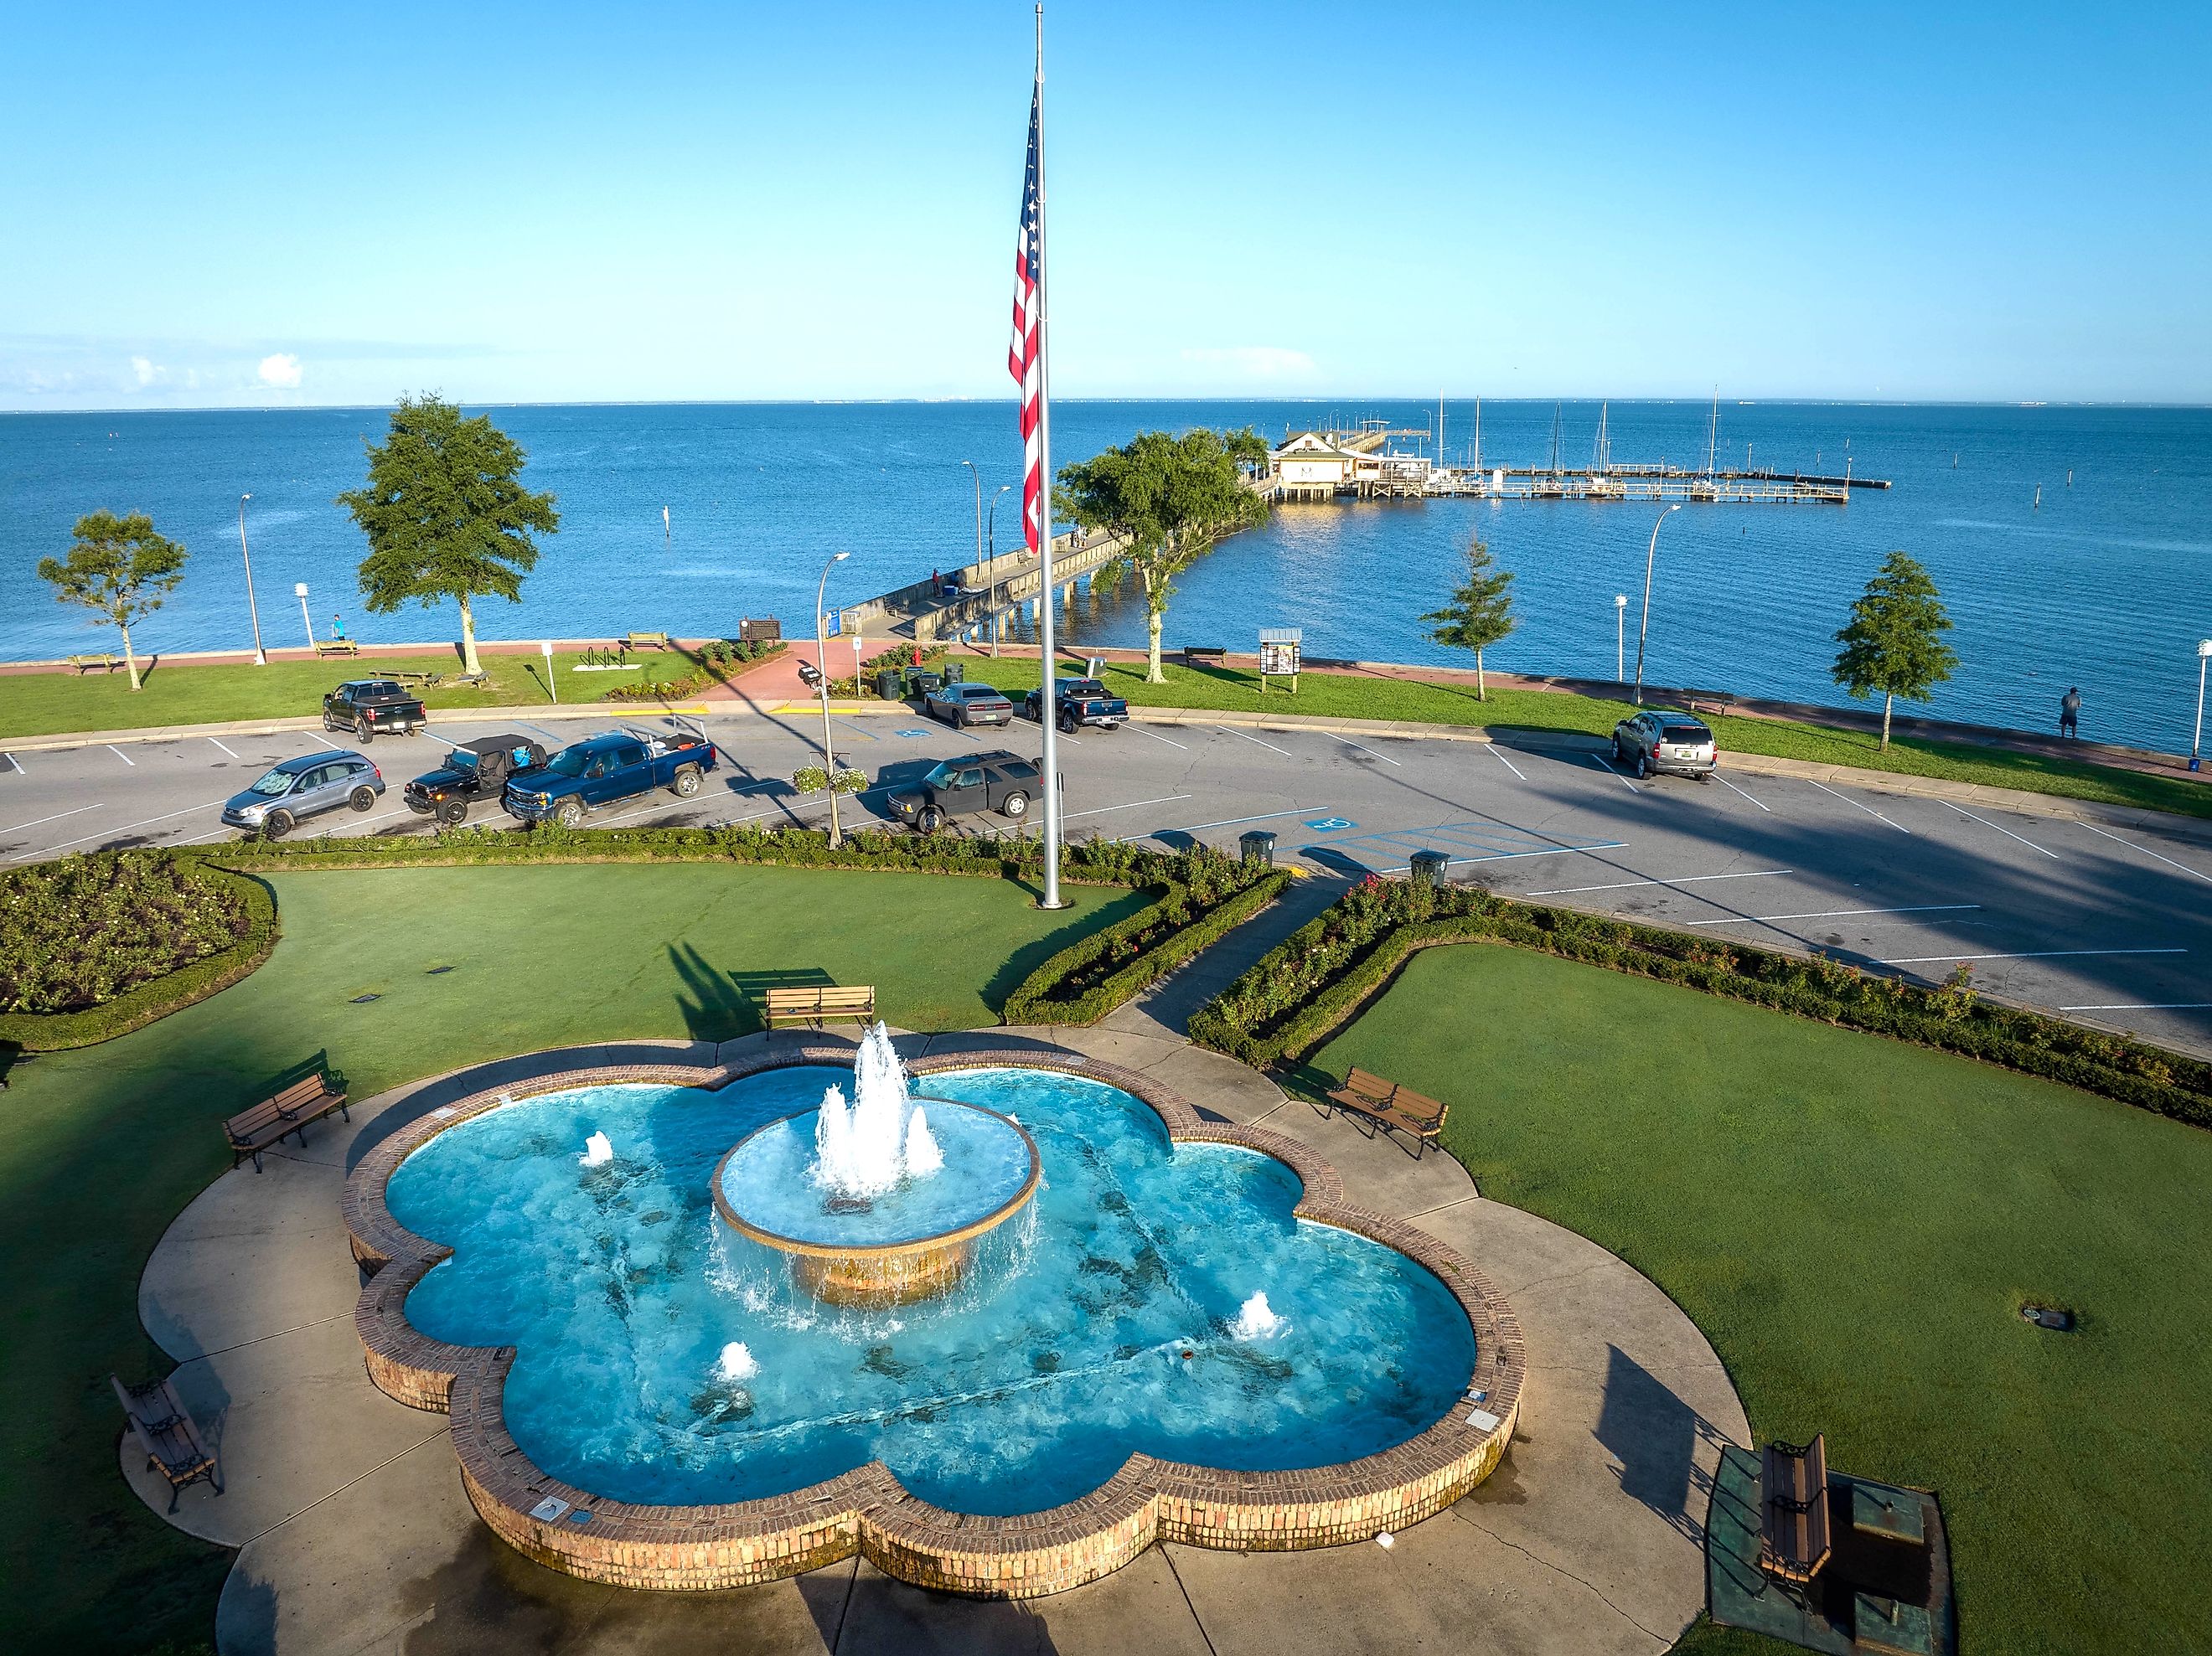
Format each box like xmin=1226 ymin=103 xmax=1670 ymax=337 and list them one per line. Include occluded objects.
xmin=66 ymin=653 xmax=121 ymax=674
xmin=225 ymin=1073 xmax=350 ymax=1172
xmin=762 ymin=985 xmax=876 ymax=1029
xmin=1326 ymin=1066 xmax=1449 ymax=1159
xmin=111 ymin=1374 xmax=220 ymax=1510
xmin=623 ymin=630 xmax=671 ymax=651
xmin=1182 ymin=645 xmax=1228 ymax=667
xmin=313 ymin=638 xmax=359 ymax=658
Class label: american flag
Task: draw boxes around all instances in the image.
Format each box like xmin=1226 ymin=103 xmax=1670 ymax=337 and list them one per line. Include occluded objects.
xmin=1008 ymin=80 xmax=1045 ymax=555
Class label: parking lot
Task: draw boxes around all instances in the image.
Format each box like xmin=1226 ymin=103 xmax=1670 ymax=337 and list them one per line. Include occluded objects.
xmin=6 ymin=706 xmax=2208 ymax=1055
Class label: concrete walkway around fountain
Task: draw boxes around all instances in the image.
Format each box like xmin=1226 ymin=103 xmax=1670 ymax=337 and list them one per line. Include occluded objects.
xmin=129 ymin=1028 xmax=1746 ymax=1655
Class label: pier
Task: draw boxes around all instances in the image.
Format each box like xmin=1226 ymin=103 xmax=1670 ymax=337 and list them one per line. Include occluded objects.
xmin=847 ymin=525 xmax=1131 ymax=645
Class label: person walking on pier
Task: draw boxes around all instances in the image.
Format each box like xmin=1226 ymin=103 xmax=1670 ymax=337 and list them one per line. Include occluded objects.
xmin=2060 ymin=686 xmax=2081 ymax=738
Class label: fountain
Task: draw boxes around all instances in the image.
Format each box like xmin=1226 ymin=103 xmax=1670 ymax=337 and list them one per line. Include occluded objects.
xmin=711 ymin=1025 xmax=1041 ymax=1305
xmin=579 ymin=1131 xmax=612 ymax=1167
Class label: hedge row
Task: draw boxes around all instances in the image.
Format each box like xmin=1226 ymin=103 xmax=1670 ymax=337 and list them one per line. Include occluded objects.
xmin=1005 ymin=869 xmax=1290 ymax=1026
xmin=1189 ymin=877 xmax=2212 ymax=1132
xmin=0 ymin=864 xmax=279 ymax=1051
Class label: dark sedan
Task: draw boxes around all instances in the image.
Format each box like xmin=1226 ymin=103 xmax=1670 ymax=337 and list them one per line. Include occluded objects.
xmin=923 ymin=682 xmax=1014 ymax=728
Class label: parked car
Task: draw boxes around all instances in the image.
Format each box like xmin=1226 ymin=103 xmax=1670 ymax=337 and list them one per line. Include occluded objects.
xmin=322 ymin=679 xmax=426 ymax=742
xmin=402 ymin=735 xmax=550 ymax=826
xmin=923 ymin=681 xmax=1014 ymax=728
xmin=221 ymin=751 xmax=385 ymax=838
xmin=1022 ymin=676 xmax=1127 ymax=732
xmin=885 ymin=751 xmax=1048 ymax=831
xmin=1611 ymin=712 xmax=1718 ymax=779
xmin=502 ymin=729 xmax=719 ymax=827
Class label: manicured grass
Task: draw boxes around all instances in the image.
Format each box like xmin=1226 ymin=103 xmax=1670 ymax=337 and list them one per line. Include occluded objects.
xmin=1304 ymin=944 xmax=2212 ymax=1656
xmin=0 ymin=863 xmax=1140 ymax=1653
xmin=1083 ymin=658 xmax=2212 ymax=821
xmin=0 ymin=647 xmax=736 ymax=740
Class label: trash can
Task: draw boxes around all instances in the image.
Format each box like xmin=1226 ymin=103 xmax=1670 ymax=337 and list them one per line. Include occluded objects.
xmin=1409 ymin=849 xmax=1450 ymax=888
xmin=907 ymin=670 xmax=943 ymax=698
xmin=1238 ymin=830 xmax=1277 ymax=867
xmin=875 ymin=668 xmax=903 ymax=702
xmin=944 ymin=661 xmax=965 ymax=684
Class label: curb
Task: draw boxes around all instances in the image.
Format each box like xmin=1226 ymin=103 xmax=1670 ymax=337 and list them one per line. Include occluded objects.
xmin=0 ymin=703 xmax=720 ymax=753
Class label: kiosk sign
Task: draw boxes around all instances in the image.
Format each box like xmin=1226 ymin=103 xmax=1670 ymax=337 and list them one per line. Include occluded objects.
xmin=1258 ymin=627 xmax=1302 ymax=694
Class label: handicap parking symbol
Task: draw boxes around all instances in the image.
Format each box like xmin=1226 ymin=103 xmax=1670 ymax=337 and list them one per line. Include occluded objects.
xmin=1304 ymin=817 xmax=1356 ymax=832
xmin=896 ymin=729 xmax=933 ymax=739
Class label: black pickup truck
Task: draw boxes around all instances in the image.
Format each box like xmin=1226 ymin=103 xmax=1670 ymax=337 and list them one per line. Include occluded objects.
xmin=402 ymin=735 xmax=550 ymax=826
xmin=502 ymin=729 xmax=719 ymax=828
xmin=322 ymin=679 xmax=426 ymax=742
xmin=1022 ymin=677 xmax=1127 ymax=733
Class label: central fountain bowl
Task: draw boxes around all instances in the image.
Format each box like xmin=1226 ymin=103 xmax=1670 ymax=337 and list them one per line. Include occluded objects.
xmin=711 ymin=1097 xmax=1041 ymax=1305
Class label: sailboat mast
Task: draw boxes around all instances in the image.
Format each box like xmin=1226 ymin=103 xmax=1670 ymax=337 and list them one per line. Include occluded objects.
xmin=1706 ymin=389 xmax=1718 ymax=476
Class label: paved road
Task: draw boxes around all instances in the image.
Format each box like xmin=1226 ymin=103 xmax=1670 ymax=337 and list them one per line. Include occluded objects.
xmin=6 ymin=708 xmax=2208 ymax=1055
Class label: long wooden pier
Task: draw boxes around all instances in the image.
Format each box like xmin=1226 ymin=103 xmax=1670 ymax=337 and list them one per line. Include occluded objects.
xmin=849 ymin=525 xmax=1130 ymax=644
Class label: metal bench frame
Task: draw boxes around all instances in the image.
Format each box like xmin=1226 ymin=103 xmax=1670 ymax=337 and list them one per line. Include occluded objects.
xmin=761 ymin=986 xmax=878 ymax=1029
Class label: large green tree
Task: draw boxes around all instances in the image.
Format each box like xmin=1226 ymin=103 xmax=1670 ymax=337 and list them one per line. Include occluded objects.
xmin=36 ymin=511 xmax=188 ymax=690
xmin=1420 ymin=536 xmax=1517 ymax=700
xmin=1832 ymin=550 xmax=1958 ymax=748
xmin=1054 ymin=426 xmax=1269 ymax=683
xmin=338 ymin=393 xmax=559 ymax=675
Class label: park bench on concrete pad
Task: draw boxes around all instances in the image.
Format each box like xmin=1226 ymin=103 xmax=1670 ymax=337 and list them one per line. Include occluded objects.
xmin=111 ymin=1373 xmax=220 ymax=1510
xmin=66 ymin=653 xmax=121 ymax=673
xmin=1325 ymin=1066 xmax=1449 ymax=1158
xmin=762 ymin=985 xmax=877 ymax=1029
xmin=623 ymin=630 xmax=671 ymax=651
xmin=1759 ymin=1434 xmax=1833 ymax=1585
xmin=1182 ymin=645 xmax=1228 ymax=667
xmin=314 ymin=638 xmax=359 ymax=657
xmin=225 ymin=1073 xmax=350 ymax=1172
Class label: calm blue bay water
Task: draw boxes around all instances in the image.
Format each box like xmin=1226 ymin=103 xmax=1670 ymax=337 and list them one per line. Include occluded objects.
xmin=3 ymin=400 xmax=2208 ymax=750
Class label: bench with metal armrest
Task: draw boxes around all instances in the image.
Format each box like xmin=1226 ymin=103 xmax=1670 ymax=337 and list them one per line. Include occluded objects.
xmin=1325 ymin=1066 xmax=1450 ymax=1158
xmin=111 ymin=1373 xmax=220 ymax=1510
xmin=1759 ymin=1434 xmax=1833 ymax=1585
xmin=224 ymin=1073 xmax=350 ymax=1172
xmin=761 ymin=985 xmax=878 ymax=1029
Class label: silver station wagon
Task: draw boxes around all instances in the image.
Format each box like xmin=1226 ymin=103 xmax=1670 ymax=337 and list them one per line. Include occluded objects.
xmin=220 ymin=750 xmax=386 ymax=838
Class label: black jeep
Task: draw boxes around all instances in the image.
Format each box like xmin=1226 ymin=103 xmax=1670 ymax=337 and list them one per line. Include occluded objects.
xmin=885 ymin=751 xmax=1050 ymax=832
xmin=402 ymin=735 xmax=550 ymax=826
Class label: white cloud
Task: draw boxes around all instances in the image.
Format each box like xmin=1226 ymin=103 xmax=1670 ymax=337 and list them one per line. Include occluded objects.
xmin=1178 ymin=346 xmax=1317 ymax=379
xmin=256 ymin=352 xmax=302 ymax=389
xmin=131 ymin=354 xmax=163 ymax=386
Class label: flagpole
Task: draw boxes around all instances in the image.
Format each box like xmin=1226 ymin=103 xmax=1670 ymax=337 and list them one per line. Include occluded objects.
xmin=1032 ymin=2 xmax=1066 ymax=909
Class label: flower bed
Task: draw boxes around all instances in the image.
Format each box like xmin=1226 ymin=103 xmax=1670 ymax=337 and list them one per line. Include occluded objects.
xmin=1189 ymin=875 xmax=2212 ymax=1131
xmin=600 ymin=637 xmax=786 ymax=701
xmin=0 ymin=855 xmax=276 ymax=1050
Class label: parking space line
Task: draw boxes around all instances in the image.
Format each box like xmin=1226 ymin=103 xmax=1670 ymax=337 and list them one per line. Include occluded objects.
xmin=1128 ymin=724 xmax=1190 ymax=750
xmin=11 ymin=799 xmax=225 ymax=860
xmin=2 ymin=753 xmax=22 ymax=775
xmin=833 ymin=717 xmax=885 ymax=741
xmin=1528 ymin=869 xmax=1795 ymax=896
xmin=1881 ymin=948 xmax=2186 ymax=965
xmin=1713 ymin=774 xmax=1770 ymax=812
xmin=1370 ymin=846 xmax=1606 ymax=873
xmin=1806 ymin=778 xmax=1910 ymax=833
xmin=2061 ymin=1002 xmax=2212 ymax=1012
xmin=1484 ymin=745 xmax=1527 ymax=781
xmin=1066 ymin=793 xmax=1192 ymax=821
xmin=1217 ymin=725 xmax=1291 ymax=756
xmin=1 ymin=803 xmax=106 ymax=836
xmin=1146 ymin=807 xmax=1312 ymax=837
xmin=1587 ymin=754 xmax=1640 ymax=792
xmin=1335 ymin=737 xmax=1401 ymax=767
xmin=1947 ymin=803 xmax=2059 ymax=859
xmin=208 ymin=737 xmax=240 ymax=758
xmin=1687 ymin=903 xmax=1980 ymax=927
xmin=107 ymin=745 xmax=136 ymax=767
xmin=2076 ymin=822 xmax=2212 ymax=885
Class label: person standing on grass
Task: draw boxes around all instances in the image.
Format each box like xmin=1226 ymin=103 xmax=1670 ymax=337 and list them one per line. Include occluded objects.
xmin=2060 ymin=686 xmax=2081 ymax=738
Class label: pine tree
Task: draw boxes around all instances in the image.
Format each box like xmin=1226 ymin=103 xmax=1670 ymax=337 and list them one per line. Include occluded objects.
xmin=1421 ymin=538 xmax=1517 ymax=700
xmin=1831 ymin=550 xmax=1958 ymax=749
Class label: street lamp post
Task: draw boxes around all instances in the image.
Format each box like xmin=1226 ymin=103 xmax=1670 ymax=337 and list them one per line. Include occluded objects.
xmin=959 ymin=462 xmax=983 ymax=643
xmin=985 ymin=483 xmax=1011 ymax=655
xmin=238 ymin=493 xmax=267 ymax=665
xmin=2193 ymin=638 xmax=2212 ymax=772
xmin=295 ymin=582 xmax=313 ymax=647
xmin=1632 ymin=505 xmax=1683 ymax=707
xmin=816 ymin=551 xmax=851 ymax=844
xmin=1614 ymin=594 xmax=1627 ymax=683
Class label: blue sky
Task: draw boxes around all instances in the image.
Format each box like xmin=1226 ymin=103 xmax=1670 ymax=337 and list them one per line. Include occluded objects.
xmin=3 ymin=2 xmax=2206 ymax=408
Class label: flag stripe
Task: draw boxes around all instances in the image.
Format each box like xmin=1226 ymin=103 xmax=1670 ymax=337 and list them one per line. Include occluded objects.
xmin=1010 ymin=83 xmax=1043 ymax=554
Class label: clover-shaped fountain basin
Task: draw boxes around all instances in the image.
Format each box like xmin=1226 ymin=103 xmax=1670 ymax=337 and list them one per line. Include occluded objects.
xmin=384 ymin=1060 xmax=1479 ymax=1516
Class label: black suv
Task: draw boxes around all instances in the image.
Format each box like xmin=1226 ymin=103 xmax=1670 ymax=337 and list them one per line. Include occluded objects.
xmin=402 ymin=735 xmax=550 ymax=826
xmin=886 ymin=751 xmax=1048 ymax=831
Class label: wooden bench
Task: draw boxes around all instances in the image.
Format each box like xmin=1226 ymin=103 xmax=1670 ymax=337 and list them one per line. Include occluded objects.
xmin=66 ymin=653 xmax=121 ymax=673
xmin=1326 ymin=1066 xmax=1449 ymax=1159
xmin=111 ymin=1374 xmax=220 ymax=1511
xmin=762 ymin=985 xmax=877 ymax=1029
xmin=623 ymin=630 xmax=671 ymax=651
xmin=314 ymin=638 xmax=359 ymax=657
xmin=1758 ymin=1434 xmax=1832 ymax=1584
xmin=224 ymin=1074 xmax=350 ymax=1172
xmin=387 ymin=668 xmax=445 ymax=687
xmin=1182 ymin=645 xmax=1228 ymax=667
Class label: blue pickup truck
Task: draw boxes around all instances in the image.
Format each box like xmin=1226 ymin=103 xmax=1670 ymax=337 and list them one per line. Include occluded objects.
xmin=502 ymin=730 xmax=719 ymax=828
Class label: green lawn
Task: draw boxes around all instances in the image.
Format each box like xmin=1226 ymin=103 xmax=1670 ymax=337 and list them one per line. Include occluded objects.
xmin=0 ymin=863 xmax=1140 ymax=1653
xmin=1304 ymin=944 xmax=2212 ymax=1656
xmin=0 ymin=647 xmax=736 ymax=740
xmin=1081 ymin=657 xmax=2212 ymax=822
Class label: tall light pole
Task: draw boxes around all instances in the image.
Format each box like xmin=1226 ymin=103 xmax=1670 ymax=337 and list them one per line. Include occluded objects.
xmin=816 ymin=551 xmax=851 ymax=844
xmin=1614 ymin=594 xmax=1627 ymax=684
xmin=959 ymin=462 xmax=983 ymax=575
xmin=1633 ymin=505 xmax=1682 ymax=707
xmin=295 ymin=582 xmax=314 ymax=647
xmin=237 ymin=493 xmax=267 ymax=665
xmin=2193 ymin=638 xmax=2212 ymax=772
xmin=985 ymin=483 xmax=1011 ymax=655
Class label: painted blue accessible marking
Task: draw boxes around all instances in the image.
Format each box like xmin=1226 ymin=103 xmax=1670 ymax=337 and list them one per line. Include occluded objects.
xmin=1305 ymin=817 xmax=1356 ymax=832
xmin=896 ymin=729 xmax=933 ymax=738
